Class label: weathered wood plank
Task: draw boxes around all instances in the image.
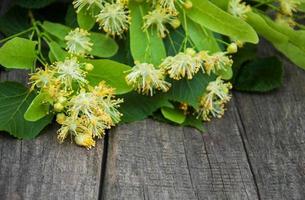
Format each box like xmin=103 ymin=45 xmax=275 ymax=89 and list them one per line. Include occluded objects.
xmin=102 ymin=104 xmax=259 ymax=200
xmin=234 ymin=43 xmax=305 ymax=199
xmin=0 ymin=71 xmax=104 ymax=200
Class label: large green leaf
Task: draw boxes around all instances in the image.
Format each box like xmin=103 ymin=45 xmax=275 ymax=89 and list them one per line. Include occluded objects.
xmin=166 ymin=72 xmax=216 ymax=109
xmin=234 ymin=57 xmax=283 ymax=92
xmin=0 ymin=82 xmax=53 ymax=139
xmin=247 ymin=12 xmax=305 ymax=69
xmin=90 ymin=32 xmax=119 ymax=58
xmin=119 ymin=92 xmax=170 ymax=123
xmin=42 ymin=21 xmax=71 ymax=40
xmin=186 ymin=0 xmax=258 ymax=43
xmin=77 ymin=8 xmax=96 ymax=31
xmin=24 ymin=92 xmax=51 ymax=122
xmin=186 ymin=17 xmax=220 ymax=52
xmin=0 ymin=37 xmax=37 ymax=69
xmin=86 ymin=59 xmax=132 ymax=94
xmin=0 ymin=7 xmax=31 ymax=36
xmin=47 ymin=41 xmax=68 ymax=61
xmin=246 ymin=12 xmax=288 ymax=44
xmin=161 ymin=107 xmax=186 ymax=124
xmin=129 ymin=2 xmax=166 ymax=66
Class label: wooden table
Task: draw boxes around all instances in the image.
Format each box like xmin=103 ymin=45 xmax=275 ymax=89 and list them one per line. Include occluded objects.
xmin=1 ymin=42 xmax=305 ymax=200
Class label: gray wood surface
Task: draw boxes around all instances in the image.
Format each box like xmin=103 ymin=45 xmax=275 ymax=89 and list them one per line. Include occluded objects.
xmin=0 ymin=71 xmax=104 ymax=200
xmin=102 ymin=106 xmax=259 ymax=200
xmin=234 ymin=44 xmax=305 ymax=200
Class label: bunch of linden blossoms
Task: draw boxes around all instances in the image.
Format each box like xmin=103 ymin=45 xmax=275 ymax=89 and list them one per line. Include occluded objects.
xmin=72 ymin=0 xmax=193 ymax=37
xmin=125 ymin=47 xmax=234 ymax=121
xmin=276 ymin=0 xmax=303 ymax=27
xmin=30 ymin=28 xmax=123 ymax=149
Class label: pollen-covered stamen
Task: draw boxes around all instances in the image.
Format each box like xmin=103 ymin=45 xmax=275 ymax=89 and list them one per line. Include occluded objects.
xmin=96 ymin=2 xmax=130 ymax=37
xmin=160 ymin=48 xmax=203 ymax=80
xmin=73 ymin=0 xmax=99 ymax=12
xmin=56 ymin=58 xmax=88 ymax=91
xmin=159 ymin=0 xmax=178 ymax=15
xmin=143 ymin=8 xmax=178 ymax=38
xmin=65 ymin=28 xmax=93 ymax=56
xmin=29 ymin=66 xmax=56 ymax=90
xmin=196 ymin=77 xmax=232 ymax=121
xmin=279 ymin=0 xmax=301 ymax=16
xmin=228 ymin=0 xmax=251 ymax=20
xmin=200 ymin=51 xmax=233 ymax=75
xmin=125 ymin=62 xmax=171 ymax=96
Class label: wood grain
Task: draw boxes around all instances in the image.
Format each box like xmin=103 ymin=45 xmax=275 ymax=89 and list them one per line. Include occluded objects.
xmin=234 ymin=42 xmax=305 ymax=199
xmin=0 ymin=70 xmax=104 ymax=200
xmin=102 ymin=104 xmax=259 ymax=200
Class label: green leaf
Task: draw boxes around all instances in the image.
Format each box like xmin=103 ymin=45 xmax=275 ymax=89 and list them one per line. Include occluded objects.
xmin=119 ymin=92 xmax=170 ymax=123
xmin=24 ymin=92 xmax=51 ymax=122
xmin=47 ymin=41 xmax=68 ymax=61
xmin=182 ymin=115 xmax=205 ymax=132
xmin=0 ymin=37 xmax=37 ymax=69
xmin=0 ymin=7 xmax=31 ymax=36
xmin=42 ymin=21 xmax=71 ymax=41
xmin=0 ymin=82 xmax=53 ymax=139
xmin=246 ymin=12 xmax=288 ymax=44
xmin=234 ymin=57 xmax=283 ymax=92
xmin=86 ymin=59 xmax=132 ymax=94
xmin=161 ymin=107 xmax=186 ymax=124
xmin=186 ymin=0 xmax=258 ymax=44
xmin=65 ymin=5 xmax=78 ymax=28
xmin=129 ymin=2 xmax=166 ymax=66
xmin=16 ymin=0 xmax=56 ymax=8
xmin=77 ymin=8 xmax=96 ymax=30
xmin=246 ymin=12 xmax=305 ymax=69
xmin=186 ymin=17 xmax=220 ymax=52
xmin=166 ymin=72 xmax=216 ymax=109
xmin=90 ymin=32 xmax=119 ymax=57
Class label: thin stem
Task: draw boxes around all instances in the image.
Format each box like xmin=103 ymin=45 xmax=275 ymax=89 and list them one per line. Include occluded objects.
xmin=0 ymin=28 xmax=34 ymax=43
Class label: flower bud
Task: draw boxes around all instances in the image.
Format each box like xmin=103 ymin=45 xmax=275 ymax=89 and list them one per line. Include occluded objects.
xmin=185 ymin=48 xmax=196 ymax=56
xmin=54 ymin=103 xmax=64 ymax=112
xmin=184 ymin=0 xmax=193 ymax=9
xmin=57 ymin=96 xmax=67 ymax=104
xmin=56 ymin=113 xmax=66 ymax=124
xmin=171 ymin=19 xmax=181 ymax=29
xmin=74 ymin=134 xmax=95 ymax=149
xmin=227 ymin=43 xmax=238 ymax=54
xmin=85 ymin=63 xmax=94 ymax=71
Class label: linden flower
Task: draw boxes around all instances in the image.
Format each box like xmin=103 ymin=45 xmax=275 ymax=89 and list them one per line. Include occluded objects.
xmin=74 ymin=133 xmax=96 ymax=149
xmin=57 ymin=83 xmax=123 ymax=148
xmin=275 ymin=14 xmax=296 ymax=27
xmin=125 ymin=62 xmax=171 ymax=96
xmin=96 ymin=2 xmax=130 ymax=36
xmin=65 ymin=28 xmax=93 ymax=56
xmin=160 ymin=48 xmax=203 ymax=80
xmin=143 ymin=8 xmax=179 ymax=38
xmin=228 ymin=0 xmax=251 ymax=20
xmin=197 ymin=77 xmax=232 ymax=121
xmin=201 ymin=52 xmax=233 ymax=75
xmin=279 ymin=0 xmax=301 ymax=16
xmin=29 ymin=66 xmax=56 ymax=90
xmin=73 ymin=0 xmax=99 ymax=12
xmin=159 ymin=0 xmax=178 ymax=15
xmin=56 ymin=58 xmax=88 ymax=91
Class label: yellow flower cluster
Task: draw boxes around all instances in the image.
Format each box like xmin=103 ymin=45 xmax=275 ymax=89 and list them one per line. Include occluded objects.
xmin=65 ymin=28 xmax=93 ymax=56
xmin=72 ymin=0 xmax=194 ymax=38
xmin=125 ymin=62 xmax=171 ymax=96
xmin=126 ymin=48 xmax=233 ymax=97
xmin=197 ymin=77 xmax=232 ymax=121
xmin=276 ymin=0 xmax=302 ymax=27
xmin=30 ymin=29 xmax=123 ymax=149
xmin=228 ymin=0 xmax=251 ymax=20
